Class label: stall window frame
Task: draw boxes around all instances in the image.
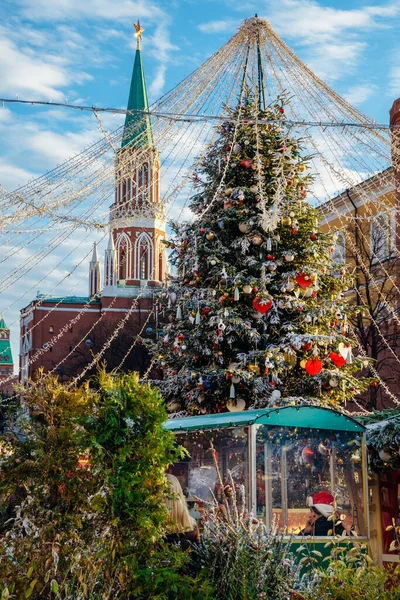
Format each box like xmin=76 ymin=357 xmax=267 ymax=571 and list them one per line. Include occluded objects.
xmin=251 ymin=423 xmax=370 ymax=539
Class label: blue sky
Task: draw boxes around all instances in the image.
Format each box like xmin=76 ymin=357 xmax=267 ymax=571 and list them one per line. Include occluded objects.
xmin=1 ymin=0 xmax=400 ymax=370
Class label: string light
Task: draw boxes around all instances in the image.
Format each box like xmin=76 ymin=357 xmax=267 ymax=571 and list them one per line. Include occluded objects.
xmin=0 ymin=15 xmax=399 ymax=402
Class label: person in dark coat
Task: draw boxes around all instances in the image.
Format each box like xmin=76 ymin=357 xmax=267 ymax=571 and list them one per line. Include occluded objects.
xmin=301 ymin=491 xmax=345 ymax=536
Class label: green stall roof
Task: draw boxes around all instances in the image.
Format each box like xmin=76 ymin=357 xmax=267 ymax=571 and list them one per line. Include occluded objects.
xmin=165 ymin=406 xmax=365 ymax=433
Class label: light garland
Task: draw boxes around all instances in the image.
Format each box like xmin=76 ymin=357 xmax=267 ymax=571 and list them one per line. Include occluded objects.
xmin=0 ymin=15 xmax=399 ymax=404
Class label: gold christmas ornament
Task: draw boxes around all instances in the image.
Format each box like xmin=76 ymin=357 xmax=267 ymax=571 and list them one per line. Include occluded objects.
xmin=239 ymin=222 xmax=251 ymax=233
xmin=206 ymin=232 xmax=215 ymax=241
xmin=251 ymin=234 xmax=263 ymax=246
xmin=300 ymin=359 xmax=307 ymax=369
xmin=227 ymin=398 xmax=246 ymax=412
xmin=281 ymin=216 xmax=292 ymax=227
xmin=243 ymin=284 xmax=253 ymax=294
xmin=284 ymin=350 xmax=297 ymax=366
xmin=298 ymin=164 xmax=307 ymax=172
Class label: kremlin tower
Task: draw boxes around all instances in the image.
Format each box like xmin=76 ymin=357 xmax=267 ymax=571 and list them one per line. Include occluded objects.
xmin=19 ymin=22 xmax=167 ymax=382
xmin=102 ymin=21 xmax=166 ymax=300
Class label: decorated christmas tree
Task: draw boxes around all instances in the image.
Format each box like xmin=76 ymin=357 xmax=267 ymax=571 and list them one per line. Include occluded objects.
xmin=151 ymin=93 xmax=370 ymax=415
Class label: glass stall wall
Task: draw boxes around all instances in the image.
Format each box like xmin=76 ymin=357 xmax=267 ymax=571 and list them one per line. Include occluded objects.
xmin=256 ymin=425 xmax=366 ymax=537
xmin=168 ymin=427 xmax=249 ymax=514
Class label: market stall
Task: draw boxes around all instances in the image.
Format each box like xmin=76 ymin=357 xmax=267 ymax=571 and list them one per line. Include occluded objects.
xmin=166 ymin=406 xmax=369 ymax=539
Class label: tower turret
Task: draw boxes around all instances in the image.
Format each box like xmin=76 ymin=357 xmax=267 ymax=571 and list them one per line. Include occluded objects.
xmin=89 ymin=242 xmax=101 ymax=297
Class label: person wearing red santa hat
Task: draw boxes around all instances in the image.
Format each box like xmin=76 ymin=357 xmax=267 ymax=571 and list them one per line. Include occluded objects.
xmin=301 ymin=492 xmax=346 ymax=536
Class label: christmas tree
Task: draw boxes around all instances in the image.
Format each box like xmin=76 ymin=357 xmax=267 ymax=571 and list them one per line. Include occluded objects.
xmin=152 ymin=93 xmax=370 ymax=415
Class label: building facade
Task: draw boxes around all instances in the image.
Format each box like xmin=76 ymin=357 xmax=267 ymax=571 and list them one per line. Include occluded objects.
xmin=318 ymin=164 xmax=399 ymax=410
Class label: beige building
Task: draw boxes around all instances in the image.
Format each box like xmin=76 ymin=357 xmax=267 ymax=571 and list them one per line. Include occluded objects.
xmin=317 ymin=167 xmax=398 ymax=411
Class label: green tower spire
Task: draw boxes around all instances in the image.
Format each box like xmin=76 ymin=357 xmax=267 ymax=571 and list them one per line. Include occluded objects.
xmin=121 ymin=21 xmax=153 ymax=149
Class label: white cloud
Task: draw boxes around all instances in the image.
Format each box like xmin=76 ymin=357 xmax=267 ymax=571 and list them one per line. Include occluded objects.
xmin=144 ymin=22 xmax=180 ymax=98
xmin=260 ymin=0 xmax=399 ymax=81
xmin=344 ymin=83 xmax=377 ymax=106
xmin=0 ymin=37 xmax=69 ymax=100
xmin=0 ymin=162 xmax=35 ymax=190
xmin=150 ymin=64 xmax=167 ymax=97
xmin=24 ymin=128 xmax=99 ymax=164
xmin=17 ymin=0 xmax=164 ymax=22
xmin=198 ymin=19 xmax=238 ymax=34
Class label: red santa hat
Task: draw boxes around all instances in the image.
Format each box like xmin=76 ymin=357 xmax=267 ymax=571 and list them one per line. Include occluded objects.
xmin=307 ymin=492 xmax=334 ymax=518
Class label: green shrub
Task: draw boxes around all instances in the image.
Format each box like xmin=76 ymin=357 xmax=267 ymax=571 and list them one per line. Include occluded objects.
xmin=0 ymin=371 xmax=214 ymax=599
xmin=299 ymin=540 xmax=400 ymax=600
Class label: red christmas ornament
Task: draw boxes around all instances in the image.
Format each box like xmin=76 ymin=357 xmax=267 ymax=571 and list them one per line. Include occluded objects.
xmin=371 ymin=381 xmax=378 ymax=387
xmin=301 ymin=342 xmax=312 ymax=351
xmin=200 ymin=228 xmax=206 ymax=234
xmin=330 ymin=352 xmax=346 ymax=368
xmin=240 ymin=159 xmax=253 ymax=169
xmin=267 ymin=254 xmax=275 ymax=260
xmin=305 ymin=358 xmax=323 ymax=376
xmin=291 ymin=227 xmax=298 ymax=235
xmin=252 ymin=297 xmax=273 ymax=314
xmin=202 ymin=307 xmax=211 ymax=315
xmin=177 ymin=333 xmax=185 ymax=340
xmin=310 ymin=233 xmax=317 ymax=241
xmin=279 ymin=107 xmax=285 ymax=114
xmin=225 ymin=146 xmax=231 ymax=151
xmin=295 ymin=273 xmax=313 ymax=288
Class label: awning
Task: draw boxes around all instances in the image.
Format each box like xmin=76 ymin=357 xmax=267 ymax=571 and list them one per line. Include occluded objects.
xmin=165 ymin=406 xmax=365 ymax=433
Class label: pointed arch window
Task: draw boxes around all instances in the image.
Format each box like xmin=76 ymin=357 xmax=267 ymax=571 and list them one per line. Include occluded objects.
xmin=138 ymin=162 xmax=149 ymax=203
xmin=140 ymin=254 xmax=147 ymax=280
xmin=116 ymin=233 xmax=132 ymax=280
xmin=135 ymin=232 xmax=153 ymax=281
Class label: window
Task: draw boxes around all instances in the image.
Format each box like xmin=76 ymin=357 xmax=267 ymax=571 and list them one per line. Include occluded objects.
xmin=135 ymin=232 xmax=153 ymax=280
xmin=138 ymin=163 xmax=148 ymax=202
xmin=370 ymin=213 xmax=390 ymax=261
xmin=168 ymin=424 xmax=368 ymax=538
xmin=170 ymin=427 xmax=249 ymax=511
xmin=256 ymin=426 xmax=366 ymax=536
xmin=117 ymin=233 xmax=132 ymax=280
xmin=332 ymin=232 xmax=346 ymax=264
xmin=140 ymin=254 xmax=147 ymax=280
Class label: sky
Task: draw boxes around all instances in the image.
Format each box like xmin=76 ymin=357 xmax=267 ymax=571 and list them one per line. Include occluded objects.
xmin=1 ymin=0 xmax=400 ymax=371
